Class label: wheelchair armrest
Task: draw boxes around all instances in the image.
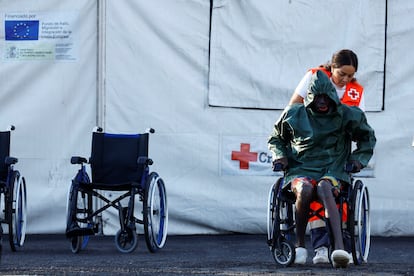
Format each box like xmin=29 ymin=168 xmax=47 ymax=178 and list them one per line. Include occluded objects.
xmin=137 ymin=156 xmax=153 ymax=165
xmin=71 ymin=156 xmax=88 ymax=164
xmin=5 ymin=156 xmax=18 ymax=165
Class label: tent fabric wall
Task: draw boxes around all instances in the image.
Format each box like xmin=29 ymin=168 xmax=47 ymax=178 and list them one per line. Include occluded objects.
xmin=0 ymin=0 xmax=414 ymax=236
xmin=0 ymin=0 xmax=97 ymax=233
xmin=366 ymin=0 xmax=414 ymax=236
xmin=209 ymin=0 xmax=385 ymax=111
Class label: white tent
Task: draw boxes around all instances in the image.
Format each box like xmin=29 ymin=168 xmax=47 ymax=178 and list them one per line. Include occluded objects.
xmin=0 ymin=0 xmax=413 ymax=236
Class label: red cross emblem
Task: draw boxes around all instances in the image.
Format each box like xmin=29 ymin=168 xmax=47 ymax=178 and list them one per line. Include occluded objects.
xmin=347 ymin=88 xmax=360 ymax=100
xmin=231 ymin=143 xmax=258 ymax=169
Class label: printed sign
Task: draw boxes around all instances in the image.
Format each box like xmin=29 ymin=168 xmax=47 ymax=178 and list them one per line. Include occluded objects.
xmin=2 ymin=12 xmax=78 ymax=61
xmin=220 ymin=135 xmax=279 ymax=176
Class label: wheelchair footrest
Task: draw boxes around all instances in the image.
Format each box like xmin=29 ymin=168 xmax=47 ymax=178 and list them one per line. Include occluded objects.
xmin=66 ymin=225 xmax=95 ymax=238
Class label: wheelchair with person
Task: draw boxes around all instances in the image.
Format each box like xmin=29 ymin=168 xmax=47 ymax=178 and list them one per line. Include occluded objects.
xmin=266 ymin=163 xmax=370 ymax=267
xmin=66 ymin=127 xmax=168 ymax=254
xmin=0 ymin=126 xmax=28 ymax=257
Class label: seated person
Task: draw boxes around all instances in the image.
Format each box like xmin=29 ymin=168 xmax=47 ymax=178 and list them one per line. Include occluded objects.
xmin=289 ymin=49 xmax=365 ymax=264
xmin=267 ymin=70 xmax=376 ymax=268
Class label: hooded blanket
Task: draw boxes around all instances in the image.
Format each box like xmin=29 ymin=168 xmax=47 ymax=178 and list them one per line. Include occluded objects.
xmin=268 ymin=71 xmax=376 ymax=186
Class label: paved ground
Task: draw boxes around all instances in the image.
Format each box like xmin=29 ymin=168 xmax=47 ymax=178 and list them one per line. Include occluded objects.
xmin=1 ymin=234 xmax=413 ymax=275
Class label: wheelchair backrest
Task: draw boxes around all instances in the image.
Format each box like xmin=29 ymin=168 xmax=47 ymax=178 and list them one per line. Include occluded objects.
xmin=0 ymin=131 xmax=11 ymax=181
xmin=89 ymin=132 xmax=149 ymax=185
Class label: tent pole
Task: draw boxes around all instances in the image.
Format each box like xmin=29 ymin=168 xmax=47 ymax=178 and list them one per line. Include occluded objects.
xmin=96 ymin=0 xmax=107 ymax=235
xmin=97 ymin=0 xmax=107 ymax=129
xmin=382 ymin=0 xmax=388 ymax=111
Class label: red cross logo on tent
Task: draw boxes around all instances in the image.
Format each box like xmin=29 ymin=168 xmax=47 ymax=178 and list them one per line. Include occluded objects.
xmin=347 ymin=88 xmax=360 ymax=100
xmin=231 ymin=143 xmax=258 ymax=169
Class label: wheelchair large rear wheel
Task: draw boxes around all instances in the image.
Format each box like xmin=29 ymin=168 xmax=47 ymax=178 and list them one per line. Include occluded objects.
xmin=349 ymin=180 xmax=370 ymax=265
xmin=66 ymin=182 xmax=92 ymax=253
xmin=7 ymin=171 xmax=27 ymax=252
xmin=143 ymin=172 xmax=168 ymax=253
xmin=267 ymin=178 xmax=295 ymax=267
xmin=267 ymin=178 xmax=289 ymax=243
xmin=70 ymin=236 xmax=82 ymax=254
xmin=70 ymin=234 xmax=90 ymax=254
xmin=0 ymin=227 xmax=2 ymax=262
xmin=267 ymin=180 xmax=279 ymax=244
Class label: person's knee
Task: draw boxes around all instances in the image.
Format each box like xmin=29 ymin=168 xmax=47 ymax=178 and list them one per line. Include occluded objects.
xmin=316 ymin=180 xmax=334 ymax=200
xmin=296 ymin=182 xmax=313 ymax=201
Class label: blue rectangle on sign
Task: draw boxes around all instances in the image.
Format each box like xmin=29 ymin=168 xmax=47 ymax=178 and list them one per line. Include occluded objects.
xmin=5 ymin=20 xmax=39 ymax=40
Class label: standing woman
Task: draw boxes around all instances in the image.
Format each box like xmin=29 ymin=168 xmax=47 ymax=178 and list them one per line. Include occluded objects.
xmin=289 ymin=49 xmax=365 ymax=111
xmin=288 ymin=49 xmax=365 ymax=265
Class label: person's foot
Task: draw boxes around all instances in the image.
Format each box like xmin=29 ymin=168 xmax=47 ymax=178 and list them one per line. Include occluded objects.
xmin=294 ymin=247 xmax=308 ymax=265
xmin=312 ymin=246 xmax=329 ymax=264
xmin=331 ymin=249 xmax=350 ymax=268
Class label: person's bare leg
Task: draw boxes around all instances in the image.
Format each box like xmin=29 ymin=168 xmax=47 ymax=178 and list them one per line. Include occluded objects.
xmin=316 ymin=179 xmax=344 ymax=250
xmin=317 ymin=179 xmax=350 ymax=267
xmin=294 ymin=182 xmax=313 ymax=248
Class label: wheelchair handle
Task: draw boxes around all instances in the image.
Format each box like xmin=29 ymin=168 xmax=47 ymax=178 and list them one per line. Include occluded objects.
xmin=7 ymin=125 xmax=15 ymax=131
xmin=5 ymin=156 xmax=18 ymax=165
xmin=71 ymin=156 xmax=88 ymax=164
xmin=146 ymin=128 xmax=155 ymax=134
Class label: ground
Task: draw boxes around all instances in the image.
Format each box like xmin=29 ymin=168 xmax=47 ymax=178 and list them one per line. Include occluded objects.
xmin=1 ymin=234 xmax=413 ymax=275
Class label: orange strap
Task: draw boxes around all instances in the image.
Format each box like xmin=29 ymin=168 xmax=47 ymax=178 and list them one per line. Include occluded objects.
xmin=308 ymin=201 xmax=348 ymax=222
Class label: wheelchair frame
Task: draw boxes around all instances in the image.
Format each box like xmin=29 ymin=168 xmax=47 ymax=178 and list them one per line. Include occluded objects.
xmin=66 ymin=127 xmax=168 ymax=254
xmin=0 ymin=126 xmax=28 ymax=257
xmin=266 ymin=174 xmax=370 ymax=267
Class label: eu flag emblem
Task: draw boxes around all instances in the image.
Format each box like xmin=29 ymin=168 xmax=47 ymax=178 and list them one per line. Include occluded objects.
xmin=5 ymin=20 xmax=39 ymax=40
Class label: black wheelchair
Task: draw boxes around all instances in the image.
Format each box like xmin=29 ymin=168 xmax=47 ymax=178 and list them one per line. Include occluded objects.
xmin=66 ymin=127 xmax=168 ymax=254
xmin=0 ymin=126 xmax=28 ymax=256
xmin=267 ymin=164 xmax=370 ymax=267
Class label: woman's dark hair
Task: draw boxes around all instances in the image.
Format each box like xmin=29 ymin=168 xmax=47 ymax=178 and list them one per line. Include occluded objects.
xmin=321 ymin=49 xmax=359 ymax=73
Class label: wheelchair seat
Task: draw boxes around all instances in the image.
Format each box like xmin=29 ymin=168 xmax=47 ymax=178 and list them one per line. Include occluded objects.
xmin=66 ymin=128 xmax=168 ymax=254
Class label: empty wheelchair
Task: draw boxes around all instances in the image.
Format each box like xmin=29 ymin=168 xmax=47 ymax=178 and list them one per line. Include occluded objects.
xmin=66 ymin=127 xmax=168 ymax=253
xmin=266 ymin=165 xmax=370 ymax=267
xmin=0 ymin=126 xmax=28 ymax=254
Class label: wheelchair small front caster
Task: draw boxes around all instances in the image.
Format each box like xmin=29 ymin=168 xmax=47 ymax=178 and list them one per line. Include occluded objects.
xmin=115 ymin=227 xmax=138 ymax=253
xmin=271 ymin=238 xmax=295 ymax=267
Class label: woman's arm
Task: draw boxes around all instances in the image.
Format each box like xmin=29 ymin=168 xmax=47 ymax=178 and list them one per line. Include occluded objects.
xmin=288 ymin=93 xmax=304 ymax=105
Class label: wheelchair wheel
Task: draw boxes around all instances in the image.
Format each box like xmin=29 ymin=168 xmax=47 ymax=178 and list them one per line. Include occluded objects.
xmin=267 ymin=179 xmax=280 ymax=244
xmin=70 ymin=234 xmax=90 ymax=254
xmin=66 ymin=182 xmax=92 ymax=253
xmin=70 ymin=236 xmax=82 ymax=254
xmin=0 ymin=226 xmax=3 ymax=262
xmin=349 ymin=180 xmax=370 ymax=265
xmin=143 ymin=172 xmax=168 ymax=253
xmin=7 ymin=171 xmax=27 ymax=251
xmin=272 ymin=238 xmax=295 ymax=267
xmin=115 ymin=227 xmax=138 ymax=253
xmin=267 ymin=178 xmax=295 ymax=267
